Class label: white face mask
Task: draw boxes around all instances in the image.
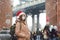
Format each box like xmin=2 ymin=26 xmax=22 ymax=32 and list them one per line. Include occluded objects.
xmin=22 ymin=16 xmax=26 ymax=20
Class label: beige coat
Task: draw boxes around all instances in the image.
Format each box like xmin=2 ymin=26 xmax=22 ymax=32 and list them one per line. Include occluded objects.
xmin=15 ymin=21 xmax=30 ymax=40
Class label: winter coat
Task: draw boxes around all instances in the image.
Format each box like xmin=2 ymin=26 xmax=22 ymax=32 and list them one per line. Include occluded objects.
xmin=15 ymin=21 xmax=30 ymax=40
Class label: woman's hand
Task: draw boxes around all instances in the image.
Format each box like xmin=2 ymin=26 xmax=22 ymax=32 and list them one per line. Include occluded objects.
xmin=25 ymin=32 xmax=30 ymax=40
xmin=19 ymin=33 xmax=26 ymax=38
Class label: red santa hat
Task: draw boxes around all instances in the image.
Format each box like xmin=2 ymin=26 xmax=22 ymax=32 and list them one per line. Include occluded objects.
xmin=16 ymin=11 xmax=25 ymax=18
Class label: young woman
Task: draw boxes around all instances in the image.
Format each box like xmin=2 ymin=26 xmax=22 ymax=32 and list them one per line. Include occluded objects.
xmin=15 ymin=11 xmax=30 ymax=40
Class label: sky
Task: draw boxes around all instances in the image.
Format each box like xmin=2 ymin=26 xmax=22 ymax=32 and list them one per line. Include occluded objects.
xmin=12 ymin=0 xmax=20 ymax=7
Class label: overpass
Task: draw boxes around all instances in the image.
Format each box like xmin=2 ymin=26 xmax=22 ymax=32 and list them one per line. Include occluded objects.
xmin=13 ymin=0 xmax=45 ymax=11
xmin=13 ymin=2 xmax=45 ymax=16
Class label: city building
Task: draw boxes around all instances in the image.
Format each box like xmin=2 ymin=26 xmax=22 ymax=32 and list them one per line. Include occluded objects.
xmin=0 ymin=0 xmax=12 ymax=29
xmin=46 ymin=0 xmax=60 ymax=31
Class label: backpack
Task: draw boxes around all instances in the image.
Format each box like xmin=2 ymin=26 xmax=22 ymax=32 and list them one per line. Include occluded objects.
xmin=10 ymin=23 xmax=21 ymax=36
xmin=10 ymin=24 xmax=16 ymax=36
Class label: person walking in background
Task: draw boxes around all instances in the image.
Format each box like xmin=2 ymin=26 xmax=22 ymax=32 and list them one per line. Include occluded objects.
xmin=49 ymin=25 xmax=54 ymax=40
xmin=33 ymin=32 xmax=36 ymax=40
xmin=51 ymin=25 xmax=58 ymax=40
xmin=43 ymin=25 xmax=50 ymax=40
xmin=36 ymin=31 xmax=40 ymax=40
xmin=15 ymin=11 xmax=30 ymax=40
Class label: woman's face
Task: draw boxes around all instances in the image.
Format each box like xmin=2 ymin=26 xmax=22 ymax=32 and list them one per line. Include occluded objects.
xmin=22 ymin=15 xmax=26 ymax=20
xmin=19 ymin=14 xmax=26 ymax=21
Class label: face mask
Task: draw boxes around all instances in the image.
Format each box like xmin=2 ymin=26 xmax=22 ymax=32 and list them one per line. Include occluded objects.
xmin=22 ymin=16 xmax=25 ymax=20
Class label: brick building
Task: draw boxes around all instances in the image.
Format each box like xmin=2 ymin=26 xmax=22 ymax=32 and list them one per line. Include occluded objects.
xmin=0 ymin=0 xmax=12 ymax=29
xmin=46 ymin=0 xmax=60 ymax=31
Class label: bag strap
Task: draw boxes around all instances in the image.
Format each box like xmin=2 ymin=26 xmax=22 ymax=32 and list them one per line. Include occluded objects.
xmin=20 ymin=22 xmax=21 ymax=30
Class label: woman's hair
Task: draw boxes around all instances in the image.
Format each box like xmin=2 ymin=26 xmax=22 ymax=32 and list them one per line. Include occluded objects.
xmin=19 ymin=15 xmax=22 ymax=21
xmin=43 ymin=25 xmax=50 ymax=32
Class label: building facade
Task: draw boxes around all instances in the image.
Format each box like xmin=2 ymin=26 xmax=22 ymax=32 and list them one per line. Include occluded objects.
xmin=0 ymin=0 xmax=12 ymax=29
xmin=46 ymin=0 xmax=60 ymax=31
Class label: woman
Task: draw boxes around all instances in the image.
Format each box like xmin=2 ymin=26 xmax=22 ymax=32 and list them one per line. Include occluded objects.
xmin=43 ymin=25 xmax=50 ymax=40
xmin=15 ymin=11 xmax=30 ymax=40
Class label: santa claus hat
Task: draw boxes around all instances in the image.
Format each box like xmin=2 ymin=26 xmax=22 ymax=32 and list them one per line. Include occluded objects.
xmin=16 ymin=11 xmax=25 ymax=18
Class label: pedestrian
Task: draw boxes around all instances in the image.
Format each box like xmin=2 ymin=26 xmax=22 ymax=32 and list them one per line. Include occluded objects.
xmin=49 ymin=25 xmax=54 ymax=40
xmin=15 ymin=11 xmax=30 ymax=40
xmin=33 ymin=32 xmax=36 ymax=40
xmin=36 ymin=30 xmax=41 ymax=40
xmin=39 ymin=30 xmax=43 ymax=40
xmin=43 ymin=25 xmax=50 ymax=40
xmin=51 ymin=25 xmax=58 ymax=40
xmin=43 ymin=30 xmax=48 ymax=40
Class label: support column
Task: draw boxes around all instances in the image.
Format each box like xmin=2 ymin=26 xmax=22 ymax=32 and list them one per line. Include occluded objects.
xmin=32 ymin=14 xmax=34 ymax=32
xmin=37 ymin=14 xmax=39 ymax=33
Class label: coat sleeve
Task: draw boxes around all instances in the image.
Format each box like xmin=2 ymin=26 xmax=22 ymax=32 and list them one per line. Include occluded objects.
xmin=26 ymin=32 xmax=30 ymax=40
xmin=26 ymin=27 xmax=30 ymax=40
xmin=15 ymin=22 xmax=26 ymax=38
